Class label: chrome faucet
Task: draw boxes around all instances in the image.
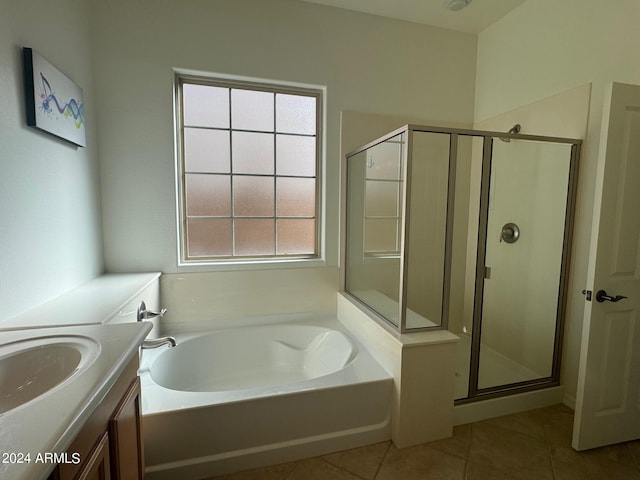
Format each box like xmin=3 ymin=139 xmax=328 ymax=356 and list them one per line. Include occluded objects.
xmin=141 ymin=336 xmax=177 ymax=349
xmin=137 ymin=301 xmax=175 ymax=349
xmin=137 ymin=301 xmax=167 ymax=322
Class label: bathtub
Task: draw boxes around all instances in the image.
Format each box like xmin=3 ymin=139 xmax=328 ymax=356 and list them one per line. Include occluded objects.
xmin=139 ymin=315 xmax=393 ymax=480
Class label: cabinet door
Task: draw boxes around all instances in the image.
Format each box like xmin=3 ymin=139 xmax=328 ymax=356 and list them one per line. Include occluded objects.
xmin=109 ymin=378 xmax=144 ymax=480
xmin=77 ymin=432 xmax=111 ymax=480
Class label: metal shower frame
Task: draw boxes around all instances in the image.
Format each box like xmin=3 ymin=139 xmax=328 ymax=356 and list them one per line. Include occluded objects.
xmin=344 ymin=123 xmax=581 ymax=402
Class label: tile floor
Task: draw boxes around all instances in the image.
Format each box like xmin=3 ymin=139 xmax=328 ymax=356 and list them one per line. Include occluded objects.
xmin=207 ymin=404 xmax=640 ymax=480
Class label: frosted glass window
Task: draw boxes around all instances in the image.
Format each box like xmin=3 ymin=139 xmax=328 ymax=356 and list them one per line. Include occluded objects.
xmin=277 ymin=219 xmax=315 ymax=254
xmin=183 ymin=84 xmax=229 ymax=128
xmin=187 ymin=219 xmax=232 ymax=257
xmin=185 ymin=174 xmax=230 ymax=216
xmin=184 ymin=128 xmax=230 ymax=173
xmin=276 ymin=94 xmax=316 ymax=135
xmin=365 ymin=181 xmax=399 ymax=217
xmin=178 ymin=75 xmax=322 ymax=262
xmin=232 ymin=89 xmax=274 ymax=131
xmin=234 ymin=219 xmax=275 ymax=256
xmin=276 ymin=178 xmax=315 ymax=217
xmin=233 ymin=176 xmax=274 ymax=217
xmin=276 ymin=135 xmax=316 ymax=177
xmin=232 ymin=132 xmax=274 ymax=175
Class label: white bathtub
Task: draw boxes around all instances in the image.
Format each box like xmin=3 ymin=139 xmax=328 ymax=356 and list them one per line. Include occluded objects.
xmin=139 ymin=315 xmax=393 ymax=480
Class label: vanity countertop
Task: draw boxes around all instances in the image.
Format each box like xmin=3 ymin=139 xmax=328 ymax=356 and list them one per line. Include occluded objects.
xmin=0 ymin=321 xmax=152 ymax=480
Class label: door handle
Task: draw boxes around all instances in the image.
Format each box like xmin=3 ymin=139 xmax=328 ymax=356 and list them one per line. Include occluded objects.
xmin=595 ymin=290 xmax=627 ymax=303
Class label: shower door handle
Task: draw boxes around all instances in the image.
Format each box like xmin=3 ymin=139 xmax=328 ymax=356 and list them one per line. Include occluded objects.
xmin=595 ymin=290 xmax=627 ymax=303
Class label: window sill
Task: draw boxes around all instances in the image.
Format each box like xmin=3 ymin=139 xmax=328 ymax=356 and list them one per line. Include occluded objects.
xmin=176 ymin=256 xmax=327 ymax=273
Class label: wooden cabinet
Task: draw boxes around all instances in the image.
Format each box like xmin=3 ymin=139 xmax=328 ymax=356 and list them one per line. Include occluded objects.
xmin=50 ymin=357 xmax=144 ymax=480
xmin=109 ymin=377 xmax=144 ymax=479
xmin=76 ymin=433 xmax=111 ymax=480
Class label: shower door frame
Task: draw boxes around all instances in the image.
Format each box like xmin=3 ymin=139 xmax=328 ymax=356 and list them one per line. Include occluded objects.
xmin=344 ymin=124 xmax=581 ymax=401
xmin=461 ymin=134 xmax=581 ymax=403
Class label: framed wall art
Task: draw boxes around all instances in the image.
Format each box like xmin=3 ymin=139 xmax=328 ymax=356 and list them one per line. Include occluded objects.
xmin=22 ymin=47 xmax=86 ymax=147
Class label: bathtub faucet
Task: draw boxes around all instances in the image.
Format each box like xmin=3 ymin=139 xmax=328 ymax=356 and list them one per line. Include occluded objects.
xmin=137 ymin=301 xmax=167 ymax=322
xmin=136 ymin=300 xmax=174 ymax=348
xmin=142 ymin=336 xmax=177 ymax=349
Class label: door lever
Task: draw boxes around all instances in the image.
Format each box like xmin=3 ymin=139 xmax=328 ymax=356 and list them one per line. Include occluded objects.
xmin=595 ymin=290 xmax=627 ymax=303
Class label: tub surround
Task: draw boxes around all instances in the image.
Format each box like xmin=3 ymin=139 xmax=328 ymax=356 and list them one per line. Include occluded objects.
xmin=159 ymin=269 xmax=337 ymax=326
xmin=337 ymin=292 xmax=459 ymax=448
xmin=0 ymin=272 xmax=160 ymax=331
xmin=0 ymin=269 xmax=455 ymax=479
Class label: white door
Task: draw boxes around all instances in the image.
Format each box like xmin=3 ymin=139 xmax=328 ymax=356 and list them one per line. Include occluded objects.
xmin=573 ymin=82 xmax=640 ymax=450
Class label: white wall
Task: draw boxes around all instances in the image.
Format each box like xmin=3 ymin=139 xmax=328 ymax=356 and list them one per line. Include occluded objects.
xmin=90 ymin=0 xmax=477 ymax=320
xmin=475 ymin=0 xmax=640 ymax=404
xmin=0 ymin=0 xmax=102 ymax=323
xmin=3 ymin=0 xmax=627 ymax=410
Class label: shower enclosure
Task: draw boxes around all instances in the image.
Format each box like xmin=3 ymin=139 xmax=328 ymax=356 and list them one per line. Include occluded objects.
xmin=344 ymin=124 xmax=580 ymax=403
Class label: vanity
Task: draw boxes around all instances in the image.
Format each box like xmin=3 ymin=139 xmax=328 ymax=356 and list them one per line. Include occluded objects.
xmin=0 ymin=273 xmax=160 ymax=480
xmin=49 ymin=349 xmax=141 ymax=480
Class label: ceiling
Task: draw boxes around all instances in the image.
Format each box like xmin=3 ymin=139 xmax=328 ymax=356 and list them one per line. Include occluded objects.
xmin=300 ymin=0 xmax=527 ymax=34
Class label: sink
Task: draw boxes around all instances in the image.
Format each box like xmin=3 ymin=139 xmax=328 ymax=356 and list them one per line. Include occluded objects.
xmin=0 ymin=336 xmax=100 ymax=414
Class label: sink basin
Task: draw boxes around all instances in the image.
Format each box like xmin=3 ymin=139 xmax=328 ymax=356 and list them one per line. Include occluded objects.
xmin=0 ymin=336 xmax=100 ymax=414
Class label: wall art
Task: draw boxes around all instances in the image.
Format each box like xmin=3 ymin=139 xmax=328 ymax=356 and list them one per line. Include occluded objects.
xmin=23 ymin=47 xmax=86 ymax=147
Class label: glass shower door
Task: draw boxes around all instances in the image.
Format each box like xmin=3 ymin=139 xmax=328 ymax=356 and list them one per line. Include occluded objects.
xmin=477 ymin=139 xmax=573 ymax=390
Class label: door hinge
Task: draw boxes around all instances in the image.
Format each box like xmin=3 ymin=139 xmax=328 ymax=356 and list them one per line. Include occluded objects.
xmin=582 ymin=289 xmax=592 ymax=302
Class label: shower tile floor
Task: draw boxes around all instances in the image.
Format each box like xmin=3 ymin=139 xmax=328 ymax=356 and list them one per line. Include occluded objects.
xmin=207 ymin=404 xmax=640 ymax=480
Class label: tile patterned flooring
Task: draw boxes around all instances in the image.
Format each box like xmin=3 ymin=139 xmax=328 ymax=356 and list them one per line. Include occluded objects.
xmin=208 ymin=405 xmax=640 ymax=480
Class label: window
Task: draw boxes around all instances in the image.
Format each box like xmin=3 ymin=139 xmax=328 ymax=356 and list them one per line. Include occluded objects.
xmin=175 ymin=74 xmax=323 ymax=263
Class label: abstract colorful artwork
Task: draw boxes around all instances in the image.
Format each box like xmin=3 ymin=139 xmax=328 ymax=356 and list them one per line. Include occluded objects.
xmin=23 ymin=47 xmax=86 ymax=147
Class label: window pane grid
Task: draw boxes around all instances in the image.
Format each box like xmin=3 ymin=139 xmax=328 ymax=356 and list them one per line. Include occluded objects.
xmin=186 ymin=215 xmax=316 ymax=219
xmin=183 ymin=171 xmax=316 ymax=179
xmin=179 ymin=76 xmax=320 ymax=260
xmin=183 ymin=125 xmax=317 ymax=140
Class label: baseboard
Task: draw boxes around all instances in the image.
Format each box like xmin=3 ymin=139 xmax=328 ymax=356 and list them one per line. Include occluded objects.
xmin=563 ymin=392 xmax=576 ymax=410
